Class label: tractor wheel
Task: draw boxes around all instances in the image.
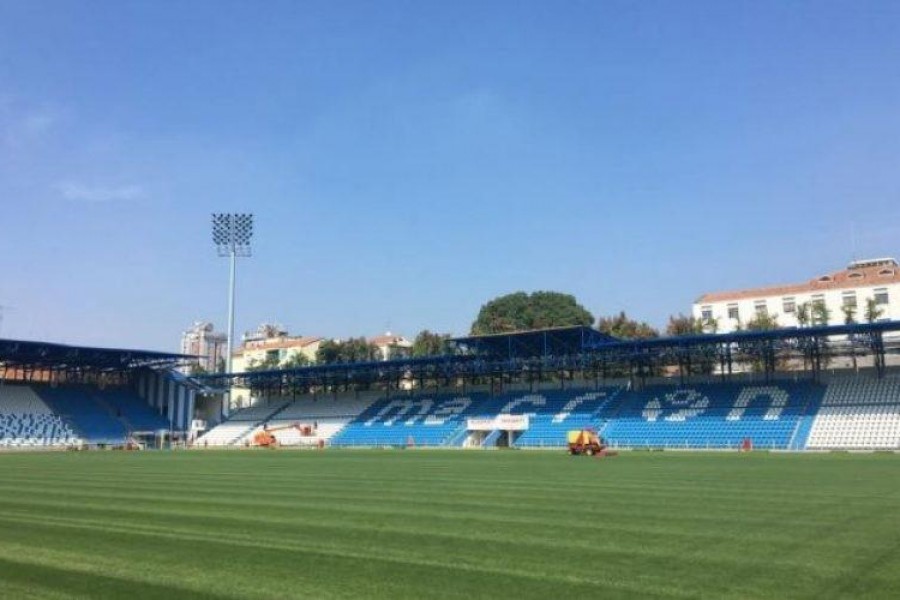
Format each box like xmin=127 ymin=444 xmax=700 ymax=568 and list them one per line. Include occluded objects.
xmin=585 ymin=447 xmax=594 ymax=456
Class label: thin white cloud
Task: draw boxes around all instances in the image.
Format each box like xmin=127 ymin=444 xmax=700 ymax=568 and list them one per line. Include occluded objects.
xmin=21 ymin=111 xmax=57 ymax=135
xmin=56 ymin=181 xmax=145 ymax=203
xmin=0 ymin=97 xmax=62 ymax=148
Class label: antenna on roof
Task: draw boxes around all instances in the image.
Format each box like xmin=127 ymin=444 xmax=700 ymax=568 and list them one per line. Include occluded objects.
xmin=851 ymin=221 xmax=858 ymax=261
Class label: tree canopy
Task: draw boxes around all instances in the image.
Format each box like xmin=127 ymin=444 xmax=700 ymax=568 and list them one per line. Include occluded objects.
xmin=315 ymin=337 xmax=381 ymax=365
xmin=281 ymin=352 xmax=311 ymax=369
xmin=411 ymin=330 xmax=451 ymax=357
xmin=742 ymin=312 xmax=780 ymax=331
xmin=865 ymin=298 xmax=884 ymax=323
xmin=245 ymin=355 xmax=281 ymax=372
xmin=666 ymin=313 xmax=718 ymax=336
xmin=596 ymin=311 xmax=659 ymax=339
xmin=470 ymin=291 xmax=594 ymax=335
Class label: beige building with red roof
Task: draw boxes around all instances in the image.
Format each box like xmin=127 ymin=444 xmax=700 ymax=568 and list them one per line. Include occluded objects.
xmin=230 ymin=324 xmax=323 ymax=372
xmin=369 ymin=332 xmax=413 ymax=361
xmin=693 ymin=258 xmax=899 ymax=333
xmin=229 ymin=324 xmax=324 ymax=408
xmin=232 ymin=336 xmax=323 ymax=373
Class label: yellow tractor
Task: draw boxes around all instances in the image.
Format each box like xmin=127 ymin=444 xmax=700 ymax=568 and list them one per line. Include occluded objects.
xmin=567 ymin=429 xmax=615 ymax=456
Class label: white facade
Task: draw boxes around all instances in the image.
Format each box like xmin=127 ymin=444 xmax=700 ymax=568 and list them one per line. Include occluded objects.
xmin=692 ymin=258 xmax=900 ymax=333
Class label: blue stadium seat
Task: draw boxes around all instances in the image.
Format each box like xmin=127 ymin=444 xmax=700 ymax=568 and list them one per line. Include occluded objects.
xmin=35 ymin=387 xmax=128 ymax=445
xmin=97 ymin=389 xmax=170 ymax=432
xmin=600 ymin=382 xmax=826 ymax=450
xmin=330 ymin=393 xmax=488 ymax=447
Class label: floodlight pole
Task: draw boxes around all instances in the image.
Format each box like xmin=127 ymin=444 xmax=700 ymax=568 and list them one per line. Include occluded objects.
xmin=225 ymin=249 xmax=237 ymax=376
xmin=212 ymin=213 xmax=253 ymax=418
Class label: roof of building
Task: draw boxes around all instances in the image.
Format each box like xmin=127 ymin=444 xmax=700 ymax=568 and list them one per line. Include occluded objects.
xmin=0 ymin=338 xmax=189 ymax=371
xmin=235 ymin=336 xmax=323 ymax=355
xmin=697 ymin=259 xmax=900 ymax=304
xmin=369 ymin=333 xmax=412 ymax=347
xmin=247 ymin=336 xmax=322 ymax=349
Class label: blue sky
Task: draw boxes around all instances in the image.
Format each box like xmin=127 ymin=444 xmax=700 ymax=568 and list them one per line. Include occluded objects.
xmin=1 ymin=0 xmax=899 ymax=350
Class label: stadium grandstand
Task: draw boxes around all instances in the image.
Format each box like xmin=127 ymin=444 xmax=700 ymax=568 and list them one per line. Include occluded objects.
xmin=4 ymin=322 xmax=900 ymax=452
xmin=195 ymin=322 xmax=900 ymax=451
xmin=0 ymin=339 xmax=197 ymax=448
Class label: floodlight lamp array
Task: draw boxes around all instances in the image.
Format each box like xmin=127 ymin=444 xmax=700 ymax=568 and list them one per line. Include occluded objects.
xmin=212 ymin=213 xmax=253 ymax=257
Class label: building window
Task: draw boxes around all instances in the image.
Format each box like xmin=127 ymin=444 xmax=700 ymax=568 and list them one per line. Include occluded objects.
xmin=783 ymin=297 xmax=796 ymax=314
xmin=700 ymin=306 xmax=713 ymax=321
xmin=874 ymin=288 xmax=889 ymax=305
xmin=842 ymin=292 xmax=857 ymax=308
xmin=810 ymin=294 xmax=828 ymax=325
xmin=754 ymin=301 xmax=768 ymax=316
xmin=727 ymin=304 xmax=739 ymax=320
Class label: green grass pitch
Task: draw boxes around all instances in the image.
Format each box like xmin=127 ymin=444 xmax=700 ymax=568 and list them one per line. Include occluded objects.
xmin=0 ymin=450 xmax=899 ymax=599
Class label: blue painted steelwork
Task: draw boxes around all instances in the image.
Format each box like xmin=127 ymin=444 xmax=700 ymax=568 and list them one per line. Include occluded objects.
xmin=196 ymin=321 xmax=900 ymax=393
xmin=450 ymin=326 xmax=618 ymax=359
xmin=0 ymin=338 xmax=189 ymax=372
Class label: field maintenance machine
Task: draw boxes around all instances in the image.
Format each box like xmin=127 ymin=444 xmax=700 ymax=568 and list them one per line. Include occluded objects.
xmin=567 ymin=429 xmax=616 ymax=457
xmin=252 ymin=423 xmax=314 ymax=448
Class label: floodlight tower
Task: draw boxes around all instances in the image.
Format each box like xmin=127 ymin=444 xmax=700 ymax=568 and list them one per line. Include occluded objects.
xmin=212 ymin=213 xmax=253 ymax=377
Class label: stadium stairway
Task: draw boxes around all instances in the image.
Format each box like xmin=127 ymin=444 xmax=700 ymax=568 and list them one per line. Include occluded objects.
xmin=195 ymin=401 xmax=291 ymax=446
xmin=444 ymin=424 xmax=469 ymax=447
xmin=481 ymin=430 xmax=502 ymax=448
xmin=787 ymin=391 xmax=823 ymax=451
xmin=251 ymin=395 xmax=379 ymax=447
xmin=511 ymin=388 xmax=623 ymax=448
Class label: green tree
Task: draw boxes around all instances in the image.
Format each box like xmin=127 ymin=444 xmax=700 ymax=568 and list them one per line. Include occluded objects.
xmin=739 ymin=312 xmax=784 ymax=372
xmin=841 ymin=304 xmax=857 ymax=325
xmin=795 ymin=302 xmax=811 ymax=327
xmin=841 ymin=305 xmax=859 ymax=371
xmin=665 ymin=313 xmax=716 ymax=336
xmin=246 ymin=355 xmax=281 ymax=372
xmin=865 ymin=297 xmax=884 ymax=323
xmin=315 ymin=338 xmax=381 ymax=364
xmin=282 ymin=352 xmax=311 ymax=369
xmin=811 ymin=302 xmax=831 ymax=326
xmin=315 ymin=340 xmax=343 ymax=364
xmin=665 ymin=315 xmax=717 ymax=374
xmin=342 ymin=337 xmax=382 ymax=362
xmin=596 ymin=311 xmax=659 ymax=339
xmin=470 ymin=291 xmax=594 ymax=335
xmin=411 ymin=330 xmax=451 ymax=357
xmin=188 ymin=362 xmax=208 ymax=376
xmin=744 ymin=312 xmax=780 ymax=331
